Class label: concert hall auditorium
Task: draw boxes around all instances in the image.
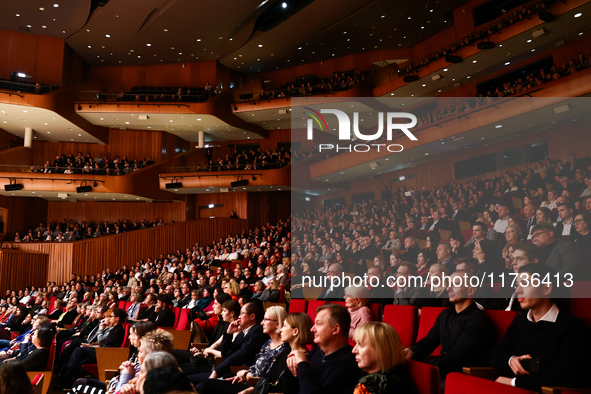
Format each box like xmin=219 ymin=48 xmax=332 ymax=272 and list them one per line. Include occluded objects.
xmin=0 ymin=1 xmax=590 ymax=394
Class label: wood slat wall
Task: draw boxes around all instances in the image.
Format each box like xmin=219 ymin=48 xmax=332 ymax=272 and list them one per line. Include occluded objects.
xmin=196 ymin=192 xmax=248 ymax=220
xmin=47 ymin=201 xmax=186 ymax=225
xmin=0 ymin=196 xmax=49 ymax=240
xmin=0 ymin=250 xmax=49 ymax=294
xmin=247 ymin=191 xmax=291 ymax=228
xmin=0 ymin=30 xmax=64 ymax=85
xmin=31 ymin=128 xmax=190 ymax=166
xmin=12 ymin=218 xmax=248 ymax=283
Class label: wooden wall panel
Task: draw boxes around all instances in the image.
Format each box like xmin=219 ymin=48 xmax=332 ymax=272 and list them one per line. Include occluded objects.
xmin=91 ymin=60 xmax=218 ymax=94
xmin=0 ymin=128 xmax=23 ymax=151
xmin=0 ymin=29 xmax=64 ymax=85
xmin=47 ymin=201 xmax=186 ymax=225
xmin=196 ymin=192 xmax=248 ymax=219
xmin=0 ymin=147 xmax=33 ymax=170
xmin=0 ymin=250 xmax=49 ymax=294
xmin=31 ymin=128 xmax=189 ymax=166
xmin=0 ymin=196 xmax=48 ymax=240
xmin=247 ymin=192 xmax=290 ymax=228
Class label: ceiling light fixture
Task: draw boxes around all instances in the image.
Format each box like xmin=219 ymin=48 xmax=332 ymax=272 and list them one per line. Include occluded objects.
xmin=282 ymin=2 xmax=287 ymax=8
xmin=575 ymin=12 xmax=582 ymax=18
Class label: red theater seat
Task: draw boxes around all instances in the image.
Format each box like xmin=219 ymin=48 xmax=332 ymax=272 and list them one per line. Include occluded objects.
xmin=306 ymin=300 xmax=328 ymax=322
xmin=416 ymin=307 xmax=448 ymax=356
xmin=382 ymin=305 xmax=418 ymax=347
xmin=405 ymin=359 xmax=440 ymax=394
xmin=289 ymin=299 xmax=307 ymax=313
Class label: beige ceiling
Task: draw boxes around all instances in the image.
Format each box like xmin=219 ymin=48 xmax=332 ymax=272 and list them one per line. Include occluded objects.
xmin=76 ymin=112 xmax=263 ymax=142
xmin=0 ymin=189 xmax=151 ymax=202
xmin=0 ymin=103 xmax=102 ymax=143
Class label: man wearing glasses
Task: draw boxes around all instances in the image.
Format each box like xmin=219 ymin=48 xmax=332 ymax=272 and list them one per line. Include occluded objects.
xmin=530 ymin=223 xmax=583 ymax=280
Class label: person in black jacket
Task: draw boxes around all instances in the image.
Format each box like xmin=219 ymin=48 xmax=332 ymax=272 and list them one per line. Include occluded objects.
xmin=284 ymin=303 xmax=365 ymax=394
xmin=403 ymin=270 xmax=496 ymax=381
xmin=491 ymin=263 xmax=591 ymax=392
xmin=148 ymin=294 xmax=175 ymax=327
xmin=15 ymin=326 xmax=54 ymax=371
xmin=187 ymin=301 xmax=270 ymax=385
xmin=59 ymin=308 xmax=127 ymax=388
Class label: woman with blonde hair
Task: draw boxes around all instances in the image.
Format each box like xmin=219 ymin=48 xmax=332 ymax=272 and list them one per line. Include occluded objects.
xmin=225 ymin=280 xmax=241 ymax=301
xmin=352 ymin=322 xmax=416 ymax=394
xmin=126 ymin=292 xmax=143 ymax=320
xmin=344 ymin=285 xmax=372 ymax=339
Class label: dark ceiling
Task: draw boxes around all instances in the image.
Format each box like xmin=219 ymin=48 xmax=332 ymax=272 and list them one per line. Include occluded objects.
xmin=0 ymin=0 xmax=470 ymax=74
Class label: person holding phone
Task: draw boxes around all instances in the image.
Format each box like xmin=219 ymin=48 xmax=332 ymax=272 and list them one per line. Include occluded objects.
xmin=490 ymin=263 xmax=591 ymax=392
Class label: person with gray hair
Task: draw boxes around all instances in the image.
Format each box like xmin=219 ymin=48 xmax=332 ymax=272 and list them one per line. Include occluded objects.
xmin=276 ymin=264 xmax=288 ymax=286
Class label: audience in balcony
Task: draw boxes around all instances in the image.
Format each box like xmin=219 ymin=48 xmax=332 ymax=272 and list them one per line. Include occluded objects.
xmin=29 ymin=152 xmax=154 ymax=175
xmin=204 ymin=148 xmax=291 ymax=171
xmin=12 ymin=218 xmax=168 ymax=243
xmin=398 ymin=0 xmax=563 ymax=79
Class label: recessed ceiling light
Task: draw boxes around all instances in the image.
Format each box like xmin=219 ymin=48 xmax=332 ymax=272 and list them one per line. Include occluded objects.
xmin=527 ymin=39 xmax=532 ymax=43
xmin=88 ymin=45 xmax=91 ymax=48
xmin=46 ymin=132 xmax=50 ymax=134
xmin=422 ymin=84 xmax=426 ymax=87
xmin=125 ymin=122 xmax=129 ymax=124
xmin=197 ymin=118 xmax=201 ymax=121
xmin=472 ymin=60 xmax=477 ymax=63
xmin=443 ymin=68 xmax=448 ymax=71
xmin=258 ymin=44 xmax=263 ymax=47
xmin=424 ymin=153 xmax=429 ymax=155
xmin=105 ymin=34 xmax=111 ymax=38
xmin=408 ymin=16 xmax=411 ymax=19
xmin=575 ymin=12 xmax=582 ymax=18
xmin=78 ymin=134 xmax=82 ymax=136
xmin=22 ymin=110 xmax=27 ymax=113
xmin=531 ymin=49 xmax=536 ymax=52
xmin=495 ymin=124 xmax=503 ymax=128
xmin=467 ymin=76 xmax=471 ymax=79
xmin=196 ymin=38 xmax=201 ymax=41
xmin=53 ymin=3 xmax=59 ymax=7
xmin=16 ymin=13 xmax=20 ymax=16
xmin=42 ymin=25 xmax=47 ymax=28
xmin=170 ymin=120 xmax=173 ymax=122
xmin=44 ymin=123 xmax=48 ymax=125
xmin=579 ymin=32 xmax=584 ymax=35
xmin=163 ymin=28 xmax=168 ymax=32
xmin=282 ymin=2 xmax=287 ymax=8
xmin=86 ymin=29 xmax=90 ymax=32
xmin=27 ymin=25 xmax=32 ymax=28
xmin=39 ymin=7 xmax=44 ymax=11
xmin=505 ymin=62 xmax=510 ymax=65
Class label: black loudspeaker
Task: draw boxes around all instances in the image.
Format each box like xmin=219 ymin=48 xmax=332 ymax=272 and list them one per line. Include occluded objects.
xmin=95 ymin=93 xmax=106 ymax=100
xmin=538 ymin=10 xmax=555 ymax=23
xmin=231 ymin=179 xmax=249 ymax=187
xmin=76 ymin=185 xmax=92 ymax=193
xmin=403 ymin=75 xmax=420 ymax=83
xmin=445 ymin=55 xmax=463 ymax=63
xmin=165 ymin=182 xmax=182 ymax=189
xmin=477 ymin=42 xmax=495 ymax=50
xmin=239 ymin=93 xmax=253 ymax=100
xmin=5 ymin=184 xmax=23 ymax=191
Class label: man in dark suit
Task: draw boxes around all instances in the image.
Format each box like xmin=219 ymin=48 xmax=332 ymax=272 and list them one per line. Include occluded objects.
xmin=553 ymin=202 xmax=579 ymax=240
xmin=531 ymin=223 xmax=585 ymax=280
xmin=12 ymin=326 xmax=54 ymax=371
xmin=522 ymin=203 xmax=537 ymax=237
xmin=190 ymin=301 xmax=270 ymax=387
xmin=148 ymin=294 xmax=176 ymax=327
xmin=318 ymin=263 xmax=346 ymax=301
xmin=177 ymin=282 xmax=192 ymax=308
xmin=451 ymin=202 xmax=469 ymax=223
xmin=436 ymin=242 xmax=457 ymax=274
xmin=393 ymin=262 xmax=422 ymax=306
xmin=429 ymin=210 xmax=450 ymax=232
